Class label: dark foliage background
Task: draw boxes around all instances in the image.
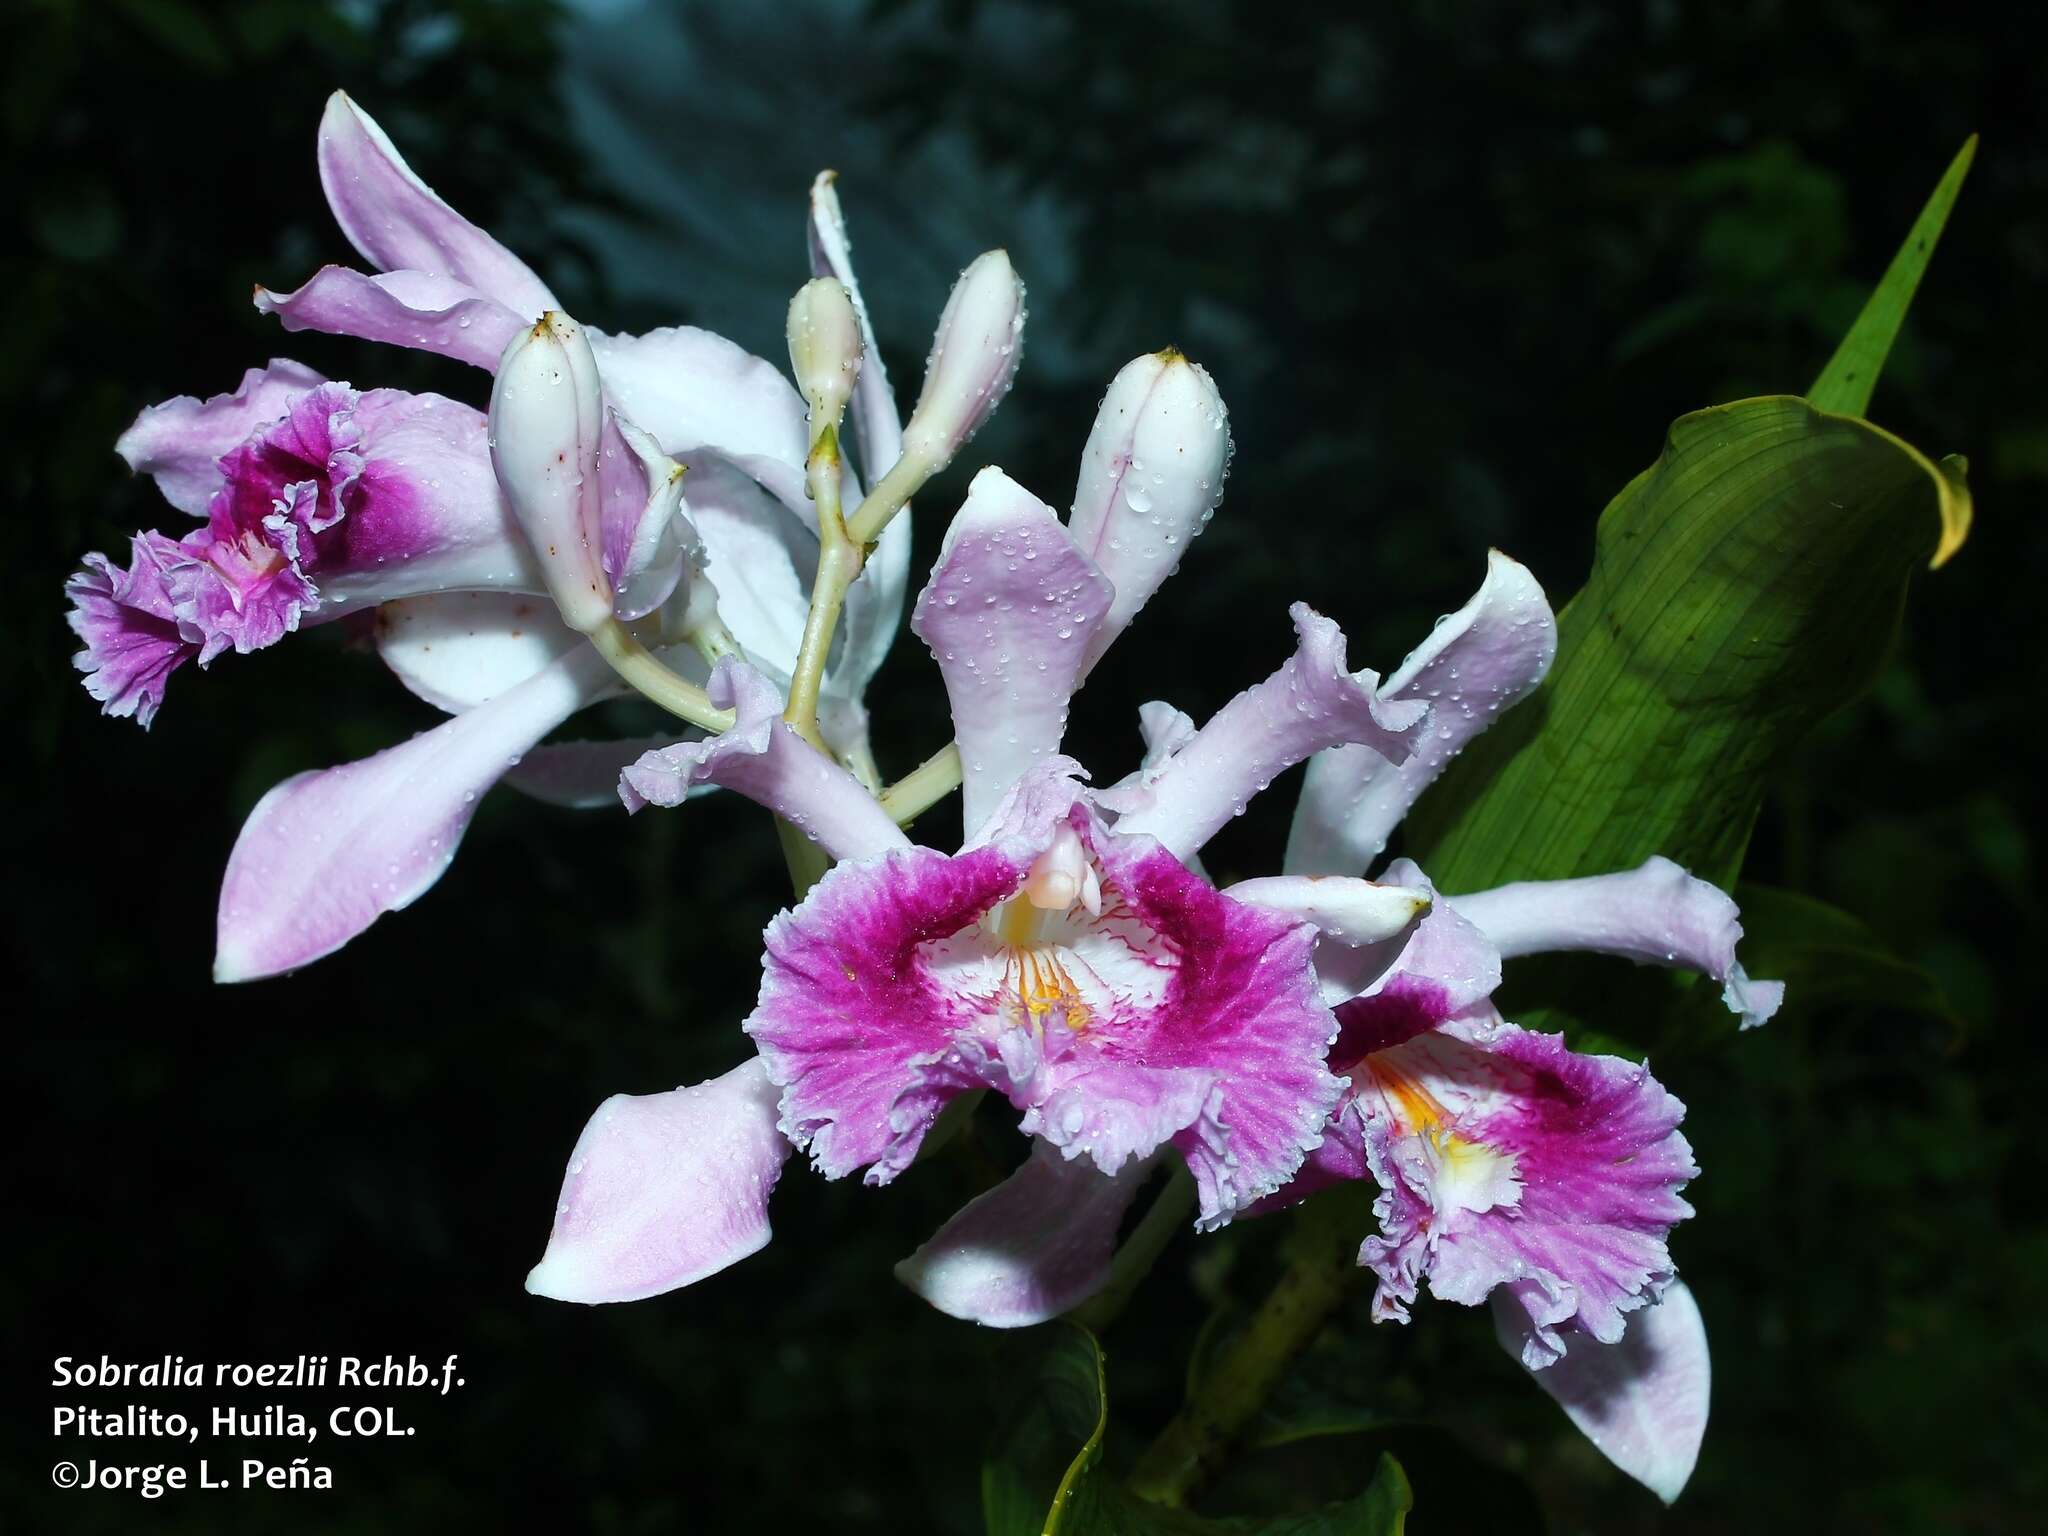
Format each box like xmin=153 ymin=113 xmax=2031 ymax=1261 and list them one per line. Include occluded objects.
xmin=10 ymin=0 xmax=2043 ymax=1530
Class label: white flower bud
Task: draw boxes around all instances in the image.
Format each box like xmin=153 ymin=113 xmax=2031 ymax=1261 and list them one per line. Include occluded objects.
xmin=490 ymin=312 xmax=613 ymax=635
xmin=786 ymin=276 xmax=864 ymax=442
xmin=1069 ymin=348 xmax=1232 ymax=671
xmin=901 ymin=249 xmax=1025 ymax=470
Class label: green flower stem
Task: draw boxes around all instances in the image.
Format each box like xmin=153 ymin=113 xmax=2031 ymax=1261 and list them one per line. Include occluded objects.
xmin=1068 ymin=1163 xmax=1196 ymax=1333
xmin=784 ymin=431 xmax=938 ymax=757
xmin=783 ymin=428 xmax=858 ymax=753
xmin=687 ymin=614 xmax=742 ymax=669
xmin=767 ymin=425 xmax=948 ymax=883
xmin=775 ymin=816 xmax=832 ymax=900
xmin=585 ymin=619 xmax=735 ymax=735
xmin=838 ymin=736 xmax=884 ymax=796
xmin=844 ymin=447 xmax=932 ymax=548
xmin=1127 ymin=1199 xmax=1360 ymax=1508
xmin=879 ymin=743 xmax=964 ymax=827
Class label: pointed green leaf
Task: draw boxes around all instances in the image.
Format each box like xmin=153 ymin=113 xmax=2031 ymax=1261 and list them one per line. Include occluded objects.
xmin=982 ymin=1323 xmax=1117 ymax=1536
xmin=984 ymin=1325 xmax=1412 ymax=1536
xmin=1810 ymin=136 xmax=1976 ymax=425
xmin=1405 ymin=396 xmax=1970 ymax=893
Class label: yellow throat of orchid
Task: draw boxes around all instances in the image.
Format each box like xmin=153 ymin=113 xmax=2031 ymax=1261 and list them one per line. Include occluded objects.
xmin=1365 ymin=1052 xmax=1522 ymax=1217
xmin=987 ymin=825 xmax=1104 ymax=1034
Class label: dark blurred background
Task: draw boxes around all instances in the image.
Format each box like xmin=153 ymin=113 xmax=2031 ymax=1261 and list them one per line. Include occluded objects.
xmin=10 ymin=1 xmax=2043 ymax=1530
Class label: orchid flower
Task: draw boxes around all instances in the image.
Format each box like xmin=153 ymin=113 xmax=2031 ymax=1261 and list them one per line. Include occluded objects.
xmin=526 ymin=354 xmax=1458 ymax=1304
xmin=70 ymin=364 xmax=550 ymax=726
xmin=68 ymin=91 xmax=1022 ymax=981
xmin=902 ymin=551 xmax=1778 ymax=1500
xmin=256 ymin=92 xmax=916 ymax=763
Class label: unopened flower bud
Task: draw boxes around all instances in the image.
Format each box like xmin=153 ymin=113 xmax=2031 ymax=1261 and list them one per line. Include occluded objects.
xmin=787 ymin=277 xmax=864 ymax=443
xmin=901 ymin=249 xmax=1025 ymax=471
xmin=1069 ymin=348 xmax=1231 ymax=672
xmin=490 ymin=312 xmax=613 ymax=635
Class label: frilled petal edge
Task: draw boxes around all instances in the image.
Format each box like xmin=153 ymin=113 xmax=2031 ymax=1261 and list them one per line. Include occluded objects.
xmin=1357 ymin=1016 xmax=1697 ymax=1362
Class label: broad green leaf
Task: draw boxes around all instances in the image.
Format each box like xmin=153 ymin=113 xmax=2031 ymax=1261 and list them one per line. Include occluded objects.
xmin=1810 ymin=137 xmax=1976 ymax=444
xmin=1405 ymin=395 xmax=1969 ymax=894
xmin=984 ymin=1325 xmax=1411 ymax=1536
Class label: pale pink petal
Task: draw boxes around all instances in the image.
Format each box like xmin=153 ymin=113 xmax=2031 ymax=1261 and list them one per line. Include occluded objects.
xmin=955 ymin=759 xmax=1091 ymax=860
xmin=1094 ymin=701 xmax=1205 ymax=875
xmin=1497 ymin=1279 xmax=1710 ymax=1504
xmin=1136 ymin=700 xmax=1198 ymax=765
xmin=909 ymin=467 xmax=1114 ymax=834
xmin=375 ymin=593 xmax=587 ymax=714
xmin=1023 ymin=1062 xmax=1222 ymax=1183
xmin=316 ymin=387 xmax=545 ymax=608
xmin=255 ymin=265 xmax=527 ymax=371
xmin=895 ymin=1143 xmax=1155 ymax=1327
xmin=526 ymin=1059 xmax=791 ymax=1304
xmin=1448 ymin=857 xmax=1784 ymax=1029
xmin=600 ymin=414 xmax=695 ymax=623
xmin=1091 ymin=701 xmax=1199 ymax=815
xmin=1112 ymin=604 xmax=1428 ymax=860
xmin=1289 ymin=550 xmax=1556 ymax=876
xmin=316 ymin=92 xmax=557 ymax=317
xmin=115 ymin=360 xmax=327 ymax=515
xmin=214 ymin=646 xmax=614 ymax=982
xmin=680 ymin=453 xmax=815 ymax=683
xmin=621 ymin=660 xmax=908 ymax=862
xmin=587 ymin=326 xmax=811 ymax=514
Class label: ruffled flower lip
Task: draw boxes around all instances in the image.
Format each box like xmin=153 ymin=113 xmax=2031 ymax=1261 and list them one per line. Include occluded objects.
xmin=66 ymin=537 xmax=197 ymax=729
xmin=1354 ymin=1013 xmax=1698 ymax=1367
xmin=746 ymin=781 xmax=1343 ymax=1228
xmin=73 ymin=381 xmax=390 ymax=720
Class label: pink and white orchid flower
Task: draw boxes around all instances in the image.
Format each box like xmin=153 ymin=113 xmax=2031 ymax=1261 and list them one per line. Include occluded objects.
xmin=70 ymin=91 xmax=1025 ymax=982
xmin=526 ymin=353 xmax=1454 ymax=1304
xmin=255 ymin=92 xmax=918 ymax=763
xmin=70 ymin=365 xmax=553 ymax=726
xmin=902 ymin=550 xmax=1775 ymax=1502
